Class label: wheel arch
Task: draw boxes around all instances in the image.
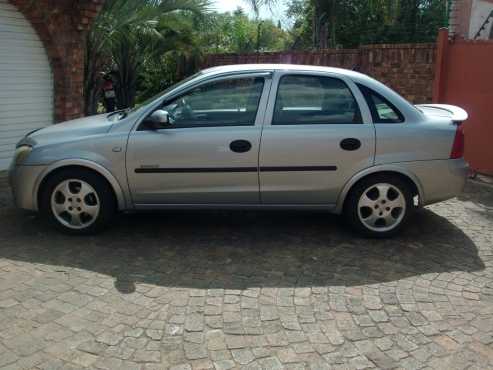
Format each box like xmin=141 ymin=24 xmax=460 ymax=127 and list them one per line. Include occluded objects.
xmin=34 ymin=159 xmax=127 ymax=211
xmin=335 ymin=165 xmax=425 ymax=214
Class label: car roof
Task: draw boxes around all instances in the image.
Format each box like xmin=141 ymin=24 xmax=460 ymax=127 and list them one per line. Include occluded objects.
xmin=201 ymin=64 xmax=368 ymax=80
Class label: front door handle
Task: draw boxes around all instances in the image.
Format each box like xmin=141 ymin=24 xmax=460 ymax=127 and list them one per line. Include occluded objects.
xmin=340 ymin=138 xmax=361 ymax=151
xmin=230 ymin=140 xmax=252 ymax=153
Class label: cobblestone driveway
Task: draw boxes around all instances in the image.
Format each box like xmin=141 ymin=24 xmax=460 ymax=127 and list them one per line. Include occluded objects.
xmin=0 ymin=183 xmax=492 ymax=370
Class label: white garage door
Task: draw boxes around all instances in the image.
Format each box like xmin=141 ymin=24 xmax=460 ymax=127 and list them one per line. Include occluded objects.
xmin=0 ymin=0 xmax=53 ymax=170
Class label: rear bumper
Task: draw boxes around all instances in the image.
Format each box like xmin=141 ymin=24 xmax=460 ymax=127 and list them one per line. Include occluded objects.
xmin=9 ymin=164 xmax=46 ymax=211
xmin=407 ymin=158 xmax=468 ymax=206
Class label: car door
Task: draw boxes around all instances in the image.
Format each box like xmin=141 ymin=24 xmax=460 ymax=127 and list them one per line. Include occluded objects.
xmin=126 ymin=73 xmax=271 ymax=206
xmin=259 ymin=71 xmax=375 ymax=205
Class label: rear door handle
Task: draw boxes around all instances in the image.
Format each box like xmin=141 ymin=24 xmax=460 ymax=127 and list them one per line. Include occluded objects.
xmin=230 ymin=140 xmax=252 ymax=153
xmin=340 ymin=138 xmax=361 ymax=151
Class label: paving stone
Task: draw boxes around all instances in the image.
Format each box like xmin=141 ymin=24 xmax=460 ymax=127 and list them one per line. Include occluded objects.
xmin=213 ymin=359 xmax=235 ymax=370
xmin=434 ymin=335 xmax=460 ymax=352
xmin=260 ymin=306 xmax=279 ymax=321
xmin=0 ymin=299 xmax=18 ymax=308
xmin=184 ymin=331 xmax=204 ymax=344
xmin=93 ymin=356 xmax=123 ymax=369
xmin=225 ymin=335 xmax=247 ymax=349
xmin=366 ymin=350 xmax=396 ymax=370
xmin=206 ymin=330 xmax=226 ymax=351
xmin=369 ymin=310 xmax=389 ymax=323
xmin=375 ymin=337 xmax=393 ymax=351
xmin=257 ymin=356 xmax=283 ymax=370
xmin=209 ymin=350 xmax=231 ymax=362
xmin=191 ymin=358 xmax=214 ymax=369
xmin=386 ymin=348 xmax=409 ymax=361
xmin=170 ymin=364 xmax=192 ymax=370
xmin=231 ymin=348 xmax=255 ymax=365
xmin=133 ymin=349 xmax=161 ymax=363
xmin=277 ymin=347 xmax=299 ymax=363
xmin=349 ymin=355 xmax=375 ymax=369
xmin=0 ymin=351 xmax=18 ymax=367
xmin=97 ymin=331 xmax=124 ymax=346
xmin=184 ymin=343 xmax=208 ymax=360
xmin=185 ymin=314 xmax=204 ymax=332
xmin=78 ymin=340 xmax=108 ymax=356
xmin=354 ymin=339 xmax=378 ymax=354
xmin=266 ymin=332 xmax=289 ymax=347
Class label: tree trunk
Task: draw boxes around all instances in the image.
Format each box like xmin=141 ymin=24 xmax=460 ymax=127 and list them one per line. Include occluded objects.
xmin=313 ymin=0 xmax=330 ymax=49
xmin=84 ymin=55 xmax=101 ymax=116
xmin=312 ymin=2 xmax=320 ymax=48
xmin=328 ymin=0 xmax=336 ymax=48
xmin=320 ymin=21 xmax=328 ymax=49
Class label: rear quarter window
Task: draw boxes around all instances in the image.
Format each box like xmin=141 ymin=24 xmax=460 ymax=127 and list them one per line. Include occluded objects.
xmin=357 ymin=84 xmax=405 ymax=123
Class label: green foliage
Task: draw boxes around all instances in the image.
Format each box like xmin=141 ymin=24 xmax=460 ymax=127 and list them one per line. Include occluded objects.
xmin=195 ymin=9 xmax=291 ymax=54
xmin=84 ymin=0 xmax=290 ymax=112
xmin=84 ymin=0 xmax=448 ymax=113
xmin=85 ymin=0 xmax=210 ymax=113
xmin=288 ymin=0 xmax=449 ymax=49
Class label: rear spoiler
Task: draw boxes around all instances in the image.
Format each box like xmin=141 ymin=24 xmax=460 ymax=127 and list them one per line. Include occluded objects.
xmin=415 ymin=104 xmax=468 ymax=123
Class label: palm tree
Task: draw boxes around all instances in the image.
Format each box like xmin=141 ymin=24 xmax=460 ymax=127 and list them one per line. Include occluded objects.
xmin=242 ymin=0 xmax=276 ymax=55
xmin=84 ymin=0 xmax=209 ymax=114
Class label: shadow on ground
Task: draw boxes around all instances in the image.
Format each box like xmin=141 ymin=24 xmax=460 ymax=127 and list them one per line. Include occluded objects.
xmin=457 ymin=182 xmax=493 ymax=220
xmin=0 ymin=194 xmax=485 ymax=294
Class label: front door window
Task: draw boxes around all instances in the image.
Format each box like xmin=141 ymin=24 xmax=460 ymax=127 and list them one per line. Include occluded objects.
xmin=160 ymin=77 xmax=265 ymax=128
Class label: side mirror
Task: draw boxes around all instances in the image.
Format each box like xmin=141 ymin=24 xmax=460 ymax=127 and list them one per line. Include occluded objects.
xmin=143 ymin=110 xmax=171 ymax=130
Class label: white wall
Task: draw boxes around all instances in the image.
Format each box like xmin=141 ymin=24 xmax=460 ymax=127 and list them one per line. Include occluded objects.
xmin=469 ymin=0 xmax=493 ymax=39
xmin=0 ymin=0 xmax=54 ymax=170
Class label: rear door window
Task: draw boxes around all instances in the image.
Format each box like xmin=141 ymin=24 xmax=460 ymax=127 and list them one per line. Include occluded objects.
xmin=272 ymin=75 xmax=362 ymax=125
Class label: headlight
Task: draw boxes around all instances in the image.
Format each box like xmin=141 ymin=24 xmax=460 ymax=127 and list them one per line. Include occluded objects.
xmin=14 ymin=145 xmax=32 ymax=165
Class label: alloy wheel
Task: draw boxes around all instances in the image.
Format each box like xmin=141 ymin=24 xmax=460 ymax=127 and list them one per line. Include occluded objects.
xmin=50 ymin=179 xmax=100 ymax=229
xmin=357 ymin=183 xmax=406 ymax=232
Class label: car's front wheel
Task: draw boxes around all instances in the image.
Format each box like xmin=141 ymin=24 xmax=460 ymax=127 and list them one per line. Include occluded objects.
xmin=40 ymin=169 xmax=116 ymax=235
xmin=344 ymin=175 xmax=413 ymax=238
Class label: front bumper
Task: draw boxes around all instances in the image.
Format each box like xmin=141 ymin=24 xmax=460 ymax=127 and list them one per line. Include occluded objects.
xmin=9 ymin=164 xmax=47 ymax=211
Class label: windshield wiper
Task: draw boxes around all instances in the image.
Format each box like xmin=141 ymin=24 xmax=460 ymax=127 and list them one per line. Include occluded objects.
xmin=107 ymin=108 xmax=130 ymax=121
xmin=118 ymin=108 xmax=131 ymax=120
xmin=107 ymin=109 xmax=125 ymax=119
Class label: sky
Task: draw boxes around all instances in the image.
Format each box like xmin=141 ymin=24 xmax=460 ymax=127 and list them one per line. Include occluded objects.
xmin=212 ymin=0 xmax=290 ymax=27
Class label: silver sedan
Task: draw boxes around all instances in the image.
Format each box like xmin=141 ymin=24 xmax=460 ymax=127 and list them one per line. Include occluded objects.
xmin=9 ymin=64 xmax=469 ymax=237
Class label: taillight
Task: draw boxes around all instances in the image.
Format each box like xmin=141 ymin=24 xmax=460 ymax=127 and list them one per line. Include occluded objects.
xmin=450 ymin=124 xmax=464 ymax=159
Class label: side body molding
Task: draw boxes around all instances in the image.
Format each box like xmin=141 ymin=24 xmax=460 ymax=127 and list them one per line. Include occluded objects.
xmin=34 ymin=159 xmax=128 ymax=211
xmin=335 ymin=164 xmax=425 ymax=214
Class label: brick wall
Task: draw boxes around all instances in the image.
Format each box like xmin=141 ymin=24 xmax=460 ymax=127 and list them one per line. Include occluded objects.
xmin=359 ymin=44 xmax=436 ymax=103
xmin=9 ymin=0 xmax=104 ymax=122
xmin=201 ymin=43 xmax=436 ymax=104
xmin=449 ymin=0 xmax=467 ymax=37
xmin=202 ymin=49 xmax=361 ymax=70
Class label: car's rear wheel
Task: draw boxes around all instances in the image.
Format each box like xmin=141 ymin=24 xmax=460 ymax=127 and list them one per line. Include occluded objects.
xmin=40 ymin=169 xmax=116 ymax=235
xmin=344 ymin=175 xmax=413 ymax=238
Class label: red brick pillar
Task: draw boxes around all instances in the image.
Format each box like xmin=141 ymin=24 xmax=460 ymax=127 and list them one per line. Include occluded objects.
xmin=8 ymin=0 xmax=104 ymax=123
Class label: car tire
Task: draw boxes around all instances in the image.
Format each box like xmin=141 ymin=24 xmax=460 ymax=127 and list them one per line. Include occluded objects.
xmin=39 ymin=169 xmax=116 ymax=235
xmin=344 ymin=174 xmax=413 ymax=238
